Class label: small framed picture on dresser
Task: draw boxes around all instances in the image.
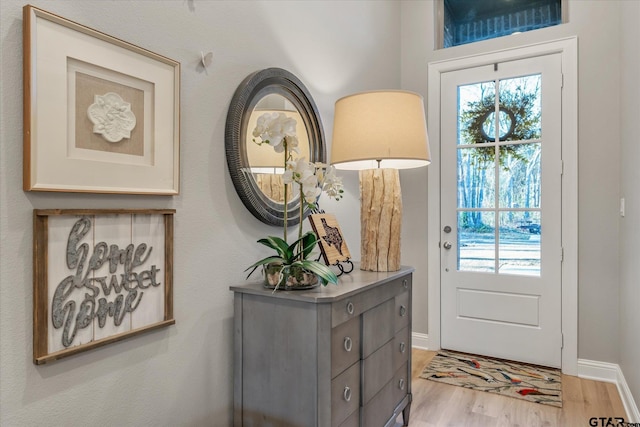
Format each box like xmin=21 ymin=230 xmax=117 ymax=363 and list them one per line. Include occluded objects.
xmin=308 ymin=213 xmax=351 ymax=266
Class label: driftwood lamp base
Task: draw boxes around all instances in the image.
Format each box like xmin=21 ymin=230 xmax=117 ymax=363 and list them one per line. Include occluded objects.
xmin=359 ymin=168 xmax=402 ymax=272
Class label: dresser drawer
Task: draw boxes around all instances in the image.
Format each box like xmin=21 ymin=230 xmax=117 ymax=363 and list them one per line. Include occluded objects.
xmin=331 ymin=316 xmax=361 ymax=379
xmin=390 ymin=362 xmax=410 ymax=414
xmin=393 ymin=326 xmax=410 ymax=371
xmin=331 ymin=274 xmax=409 ymax=328
xmin=362 ymin=337 xmax=395 ymax=405
xmin=362 ymin=298 xmax=395 ymax=358
xmin=362 ymin=362 xmax=409 ymax=427
xmin=338 ymin=408 xmax=359 ymax=427
xmin=394 ymin=290 xmax=410 ymax=333
xmin=331 ymin=361 xmax=360 ymax=427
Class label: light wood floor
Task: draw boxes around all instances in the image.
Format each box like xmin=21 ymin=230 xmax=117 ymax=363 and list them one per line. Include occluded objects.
xmin=395 ymin=349 xmax=626 ymax=427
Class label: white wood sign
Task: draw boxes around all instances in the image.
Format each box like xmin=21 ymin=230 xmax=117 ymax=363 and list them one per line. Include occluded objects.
xmin=33 ymin=209 xmax=175 ymax=364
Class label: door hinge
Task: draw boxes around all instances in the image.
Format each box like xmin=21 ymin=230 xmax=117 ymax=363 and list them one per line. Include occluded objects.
xmin=560 ymin=160 xmax=564 ymax=175
xmin=561 ymin=73 xmax=564 ymax=88
xmin=560 ymin=247 xmax=564 ymax=262
xmin=561 ymin=333 xmax=564 ymax=349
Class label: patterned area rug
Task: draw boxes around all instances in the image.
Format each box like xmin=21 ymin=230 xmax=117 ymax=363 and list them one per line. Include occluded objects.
xmin=420 ymin=350 xmax=562 ymax=407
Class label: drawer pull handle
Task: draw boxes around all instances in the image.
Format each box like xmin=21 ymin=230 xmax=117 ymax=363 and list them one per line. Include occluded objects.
xmin=403 ymin=279 xmax=408 ymax=289
xmin=398 ymin=378 xmax=405 ymax=390
xmin=399 ymin=342 xmax=406 ymax=353
xmin=344 ymin=337 xmax=353 ymax=352
xmin=343 ymin=386 xmax=352 ymax=402
xmin=346 ymin=302 xmax=354 ymax=315
xmin=399 ymin=305 xmax=407 ymax=317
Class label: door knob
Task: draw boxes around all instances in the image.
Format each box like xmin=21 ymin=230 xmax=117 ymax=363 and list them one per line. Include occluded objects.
xmin=443 ymin=241 xmax=452 ymax=250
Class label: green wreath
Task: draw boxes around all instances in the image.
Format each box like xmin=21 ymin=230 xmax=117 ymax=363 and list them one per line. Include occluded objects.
xmin=460 ymin=90 xmax=540 ymax=169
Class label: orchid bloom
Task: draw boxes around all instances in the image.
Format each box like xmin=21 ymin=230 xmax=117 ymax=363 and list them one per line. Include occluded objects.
xmin=252 ymin=112 xmax=298 ymax=154
xmin=285 ymin=159 xmax=343 ymax=207
xmin=316 ymin=163 xmax=342 ymax=199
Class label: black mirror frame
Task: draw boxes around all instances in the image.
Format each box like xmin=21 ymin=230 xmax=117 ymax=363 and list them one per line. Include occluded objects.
xmin=225 ymin=68 xmax=326 ymax=226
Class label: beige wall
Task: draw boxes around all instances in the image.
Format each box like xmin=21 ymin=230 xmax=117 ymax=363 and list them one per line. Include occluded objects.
xmin=619 ymin=0 xmax=640 ymax=409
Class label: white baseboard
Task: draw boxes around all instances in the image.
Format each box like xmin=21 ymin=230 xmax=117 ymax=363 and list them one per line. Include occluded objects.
xmin=411 ymin=332 xmax=430 ymax=350
xmin=578 ymin=359 xmax=640 ymax=422
xmin=577 ymin=359 xmax=618 ymax=383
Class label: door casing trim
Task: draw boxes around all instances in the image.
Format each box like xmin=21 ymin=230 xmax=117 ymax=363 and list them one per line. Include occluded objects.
xmin=427 ymin=37 xmax=578 ymax=374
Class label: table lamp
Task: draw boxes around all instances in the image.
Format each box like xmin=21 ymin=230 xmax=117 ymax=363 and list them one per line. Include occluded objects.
xmin=331 ymin=90 xmax=431 ymax=271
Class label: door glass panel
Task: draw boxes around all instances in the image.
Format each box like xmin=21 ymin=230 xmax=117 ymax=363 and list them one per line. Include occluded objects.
xmin=458 ymin=147 xmax=495 ymax=209
xmin=456 ymin=73 xmax=545 ymax=277
xmin=499 ymin=211 xmax=541 ymax=276
xmin=458 ymin=81 xmax=495 ymax=145
xmin=498 ymin=74 xmax=542 ymax=142
xmin=499 ymin=143 xmax=541 ymax=209
xmin=458 ymin=211 xmax=495 ymax=273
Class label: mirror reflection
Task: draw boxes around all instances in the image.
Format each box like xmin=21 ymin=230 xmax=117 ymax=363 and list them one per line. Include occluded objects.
xmin=245 ymin=94 xmax=310 ymax=204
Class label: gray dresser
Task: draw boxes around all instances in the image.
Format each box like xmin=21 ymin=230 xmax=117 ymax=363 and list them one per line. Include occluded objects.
xmin=230 ymin=265 xmax=413 ymax=427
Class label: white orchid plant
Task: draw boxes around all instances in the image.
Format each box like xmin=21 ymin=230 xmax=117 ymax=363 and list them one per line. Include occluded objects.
xmin=245 ymin=112 xmax=343 ymax=287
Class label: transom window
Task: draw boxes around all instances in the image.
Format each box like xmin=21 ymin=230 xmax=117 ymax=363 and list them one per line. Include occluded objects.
xmin=438 ymin=0 xmax=566 ymax=49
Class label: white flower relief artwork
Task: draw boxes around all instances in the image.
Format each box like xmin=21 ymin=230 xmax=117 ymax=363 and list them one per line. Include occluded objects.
xmin=87 ymin=92 xmax=137 ymax=143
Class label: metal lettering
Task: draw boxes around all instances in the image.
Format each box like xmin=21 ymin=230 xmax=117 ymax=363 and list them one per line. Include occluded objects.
xmin=51 ymin=217 xmax=161 ymax=348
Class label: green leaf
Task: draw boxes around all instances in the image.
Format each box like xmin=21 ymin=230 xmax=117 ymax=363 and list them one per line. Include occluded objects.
xmin=287 ymin=231 xmax=317 ymax=263
xmin=258 ymin=236 xmax=291 ymax=259
xmin=300 ymin=232 xmax=318 ymax=260
xmin=288 ymin=231 xmax=318 ymax=260
xmin=286 ymin=239 xmax=300 ymax=256
xmin=300 ymin=260 xmax=338 ymax=285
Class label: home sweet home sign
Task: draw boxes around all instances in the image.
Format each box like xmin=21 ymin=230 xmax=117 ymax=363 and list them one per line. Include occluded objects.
xmin=33 ymin=209 xmax=175 ymax=364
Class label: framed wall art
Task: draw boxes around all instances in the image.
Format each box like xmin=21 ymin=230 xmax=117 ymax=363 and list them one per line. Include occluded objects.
xmin=33 ymin=209 xmax=175 ymax=364
xmin=23 ymin=5 xmax=180 ymax=195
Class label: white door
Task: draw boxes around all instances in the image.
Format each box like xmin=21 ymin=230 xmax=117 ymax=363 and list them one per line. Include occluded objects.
xmin=440 ymin=54 xmax=563 ymax=368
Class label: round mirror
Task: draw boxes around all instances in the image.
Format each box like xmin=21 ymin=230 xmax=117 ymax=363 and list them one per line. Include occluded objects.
xmin=225 ymin=68 xmax=325 ymax=226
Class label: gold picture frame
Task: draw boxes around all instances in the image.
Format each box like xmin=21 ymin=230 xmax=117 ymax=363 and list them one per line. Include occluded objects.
xmin=33 ymin=209 xmax=175 ymax=364
xmin=23 ymin=5 xmax=180 ymax=194
xmin=309 ymin=213 xmax=351 ymax=266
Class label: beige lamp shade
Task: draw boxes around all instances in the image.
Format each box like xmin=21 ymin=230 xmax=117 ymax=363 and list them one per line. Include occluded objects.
xmin=330 ymin=90 xmax=431 ymax=170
